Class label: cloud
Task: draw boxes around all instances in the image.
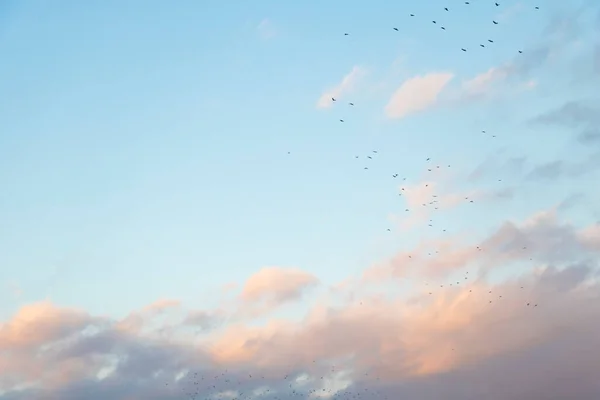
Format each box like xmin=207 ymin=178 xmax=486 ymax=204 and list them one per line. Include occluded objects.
xmin=257 ymin=18 xmax=276 ymax=40
xmin=1 ymin=211 xmax=599 ymax=399
xmin=240 ymin=267 xmax=318 ymax=305
xmin=370 ymin=208 xmax=600 ymax=282
xmin=469 ymin=155 xmax=527 ymax=182
xmin=183 ymin=309 xmax=222 ymax=332
xmin=1 ymin=265 xmax=599 ymax=398
xmin=530 ymin=100 xmax=600 ymax=127
xmin=595 ymin=44 xmax=600 ymax=75
xmin=460 ymin=67 xmax=510 ymax=100
xmin=529 ymin=100 xmax=600 ymax=146
xmin=393 ymin=174 xmax=513 ymax=231
xmin=469 ymin=147 xmax=600 ymax=183
xmin=316 ymin=67 xmax=365 ymax=109
xmin=525 ymin=151 xmax=600 ymax=180
xmin=384 ymin=73 xmax=453 ymax=119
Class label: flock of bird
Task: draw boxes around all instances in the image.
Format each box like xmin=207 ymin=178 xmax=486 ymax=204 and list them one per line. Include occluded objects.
xmin=330 ymin=2 xmax=541 ymax=235
xmin=170 ymin=369 xmax=395 ymax=400
xmin=171 ymin=3 xmax=544 ymax=399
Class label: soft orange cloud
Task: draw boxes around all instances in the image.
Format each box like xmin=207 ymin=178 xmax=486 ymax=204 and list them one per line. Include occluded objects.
xmin=384 ymin=72 xmax=454 ymax=119
xmin=0 ymin=301 xmax=92 ymax=351
xmin=240 ymin=267 xmax=318 ymax=304
xmin=0 ymin=212 xmax=599 ymax=399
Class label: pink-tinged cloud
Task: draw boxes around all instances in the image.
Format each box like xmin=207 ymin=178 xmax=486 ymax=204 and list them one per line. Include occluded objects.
xmin=0 ymin=301 xmax=94 ymax=351
xmin=0 ymin=211 xmax=599 ymax=399
xmin=240 ymin=267 xmax=318 ymax=304
xmin=393 ymin=179 xmax=513 ymax=231
xmin=384 ymin=72 xmax=453 ymax=119
xmin=371 ymin=208 xmax=600 ymax=282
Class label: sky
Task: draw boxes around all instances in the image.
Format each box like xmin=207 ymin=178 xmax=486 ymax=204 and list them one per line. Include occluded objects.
xmin=1 ymin=0 xmax=600 ymax=398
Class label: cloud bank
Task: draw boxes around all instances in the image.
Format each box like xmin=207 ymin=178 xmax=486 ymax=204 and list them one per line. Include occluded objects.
xmin=1 ymin=209 xmax=599 ymax=400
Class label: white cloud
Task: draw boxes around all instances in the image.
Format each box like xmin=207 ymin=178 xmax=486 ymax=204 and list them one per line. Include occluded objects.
xmin=461 ymin=67 xmax=509 ymax=98
xmin=316 ymin=66 xmax=366 ymax=109
xmin=257 ymin=18 xmax=276 ymax=40
xmin=384 ymin=72 xmax=454 ymax=119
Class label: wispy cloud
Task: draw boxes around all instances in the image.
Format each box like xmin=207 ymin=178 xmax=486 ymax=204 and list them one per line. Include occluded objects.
xmin=257 ymin=18 xmax=277 ymax=40
xmin=316 ymin=66 xmax=366 ymax=109
xmin=384 ymin=72 xmax=454 ymax=119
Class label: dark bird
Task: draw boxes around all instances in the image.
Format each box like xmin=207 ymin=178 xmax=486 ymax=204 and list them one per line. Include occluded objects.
xmin=393 ymin=27 xmax=399 ymax=31
xmin=410 ymin=13 xmax=415 ymax=16
xmin=445 ymin=7 xmax=449 ymax=11
xmin=349 ymin=102 xmax=354 ymax=105
xmin=495 ymin=2 xmax=499 ymax=6
xmin=441 ymin=26 xmax=446 ymax=30
xmin=461 ymin=48 xmax=467 ymax=51
xmin=488 ymin=39 xmax=494 ymax=42
xmin=432 ymin=20 xmax=437 ymax=24
xmin=493 ymin=20 xmax=498 ymax=24
xmin=332 ymin=97 xmax=336 ymax=101
xmin=480 ymin=44 xmax=485 ymax=47
xmin=344 ymin=33 xmax=349 ymax=35
xmin=339 ymin=119 xmax=344 ymax=122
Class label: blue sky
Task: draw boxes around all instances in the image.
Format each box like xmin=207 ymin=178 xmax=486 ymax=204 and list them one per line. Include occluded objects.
xmin=1 ymin=0 xmax=599 ymax=323
xmin=1 ymin=1 xmax=600 ymax=399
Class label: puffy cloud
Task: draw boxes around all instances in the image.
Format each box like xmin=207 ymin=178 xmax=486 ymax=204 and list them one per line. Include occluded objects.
xmin=0 ymin=302 xmax=95 ymax=351
xmin=384 ymin=72 xmax=453 ymax=119
xmin=316 ymin=67 xmax=365 ymax=109
xmin=1 ymin=212 xmax=599 ymax=399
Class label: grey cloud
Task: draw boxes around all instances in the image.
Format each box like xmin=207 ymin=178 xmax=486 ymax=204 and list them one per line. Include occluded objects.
xmin=468 ymin=156 xmax=527 ymax=182
xmin=557 ymin=192 xmax=586 ymax=211
xmin=183 ymin=309 xmax=222 ymax=331
xmin=1 ymin=264 xmax=600 ymax=400
xmin=529 ymin=100 xmax=600 ymax=150
xmin=578 ymin=127 xmax=600 ymax=144
xmin=526 ymin=160 xmax=564 ymax=180
xmin=499 ymin=5 xmax=597 ymax=81
xmin=525 ymin=151 xmax=600 ymax=181
xmin=530 ymin=100 xmax=600 ymax=128
xmin=594 ymin=44 xmax=600 ymax=75
xmin=480 ymin=211 xmax=598 ymax=266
